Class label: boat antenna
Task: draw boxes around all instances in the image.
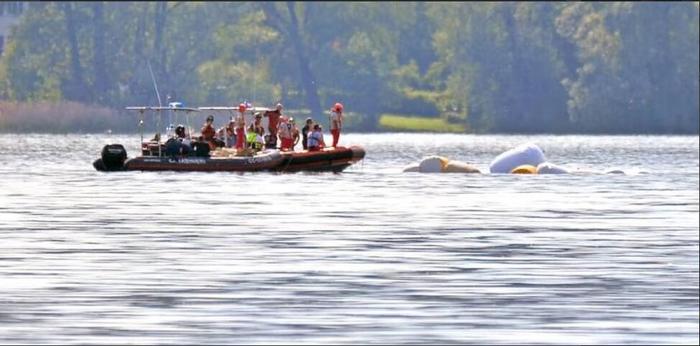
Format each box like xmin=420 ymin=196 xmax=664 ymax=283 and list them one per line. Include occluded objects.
xmin=252 ymin=59 xmax=257 ymax=109
xmin=186 ymin=108 xmax=192 ymax=141
xmin=252 ymin=20 xmax=259 ymax=108
xmin=147 ymin=60 xmax=162 ymax=107
xmin=147 ymin=60 xmax=163 ymax=155
xmin=139 ymin=110 xmax=144 ymax=145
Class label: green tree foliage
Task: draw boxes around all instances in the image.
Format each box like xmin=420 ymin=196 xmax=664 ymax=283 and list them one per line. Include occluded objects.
xmin=557 ymin=2 xmax=699 ymax=133
xmin=430 ymin=3 xmax=578 ymax=133
xmin=0 ymin=2 xmax=697 ymax=133
xmin=195 ymin=9 xmax=281 ymax=106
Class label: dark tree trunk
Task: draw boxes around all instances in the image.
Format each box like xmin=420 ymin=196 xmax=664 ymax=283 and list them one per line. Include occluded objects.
xmin=260 ymin=2 xmax=322 ymax=115
xmin=62 ymin=2 xmax=89 ymax=102
xmin=153 ymin=2 xmax=168 ymax=90
xmin=287 ymin=1 xmax=323 ymax=116
xmin=501 ymin=4 xmax=526 ymax=131
xmin=92 ymin=1 xmax=108 ymax=102
xmin=648 ymin=4 xmax=674 ymax=132
xmin=131 ymin=4 xmax=147 ymax=102
xmin=285 ymin=2 xmax=322 ymax=117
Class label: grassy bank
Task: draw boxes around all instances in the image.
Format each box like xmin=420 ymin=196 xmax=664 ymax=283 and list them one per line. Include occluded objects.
xmin=0 ymin=101 xmax=135 ymax=133
xmin=379 ymin=114 xmax=465 ymax=133
xmin=0 ymin=102 xmax=469 ymax=134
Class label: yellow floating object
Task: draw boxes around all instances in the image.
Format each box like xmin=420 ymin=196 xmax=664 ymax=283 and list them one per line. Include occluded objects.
xmin=511 ymin=164 xmax=537 ymax=174
xmin=443 ymin=160 xmax=481 ymax=173
xmin=437 ymin=156 xmax=450 ymax=170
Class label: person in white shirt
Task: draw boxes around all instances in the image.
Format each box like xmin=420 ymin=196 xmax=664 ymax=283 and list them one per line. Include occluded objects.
xmin=330 ymin=102 xmax=343 ymax=148
xmin=308 ymin=124 xmax=326 ymax=152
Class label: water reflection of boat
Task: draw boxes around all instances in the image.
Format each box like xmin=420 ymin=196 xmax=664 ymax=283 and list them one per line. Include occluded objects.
xmin=93 ymin=104 xmax=365 ymax=173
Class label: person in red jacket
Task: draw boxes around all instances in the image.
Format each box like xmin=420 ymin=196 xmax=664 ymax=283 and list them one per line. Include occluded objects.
xmin=265 ymin=103 xmax=283 ymax=137
xmin=235 ymin=103 xmax=247 ymax=150
xmin=201 ymin=114 xmax=217 ymax=149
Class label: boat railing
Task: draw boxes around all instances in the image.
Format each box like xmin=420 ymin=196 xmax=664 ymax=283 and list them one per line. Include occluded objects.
xmin=125 ymin=105 xmax=200 ymax=157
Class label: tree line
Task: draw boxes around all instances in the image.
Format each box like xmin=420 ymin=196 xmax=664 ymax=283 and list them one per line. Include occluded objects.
xmin=0 ymin=2 xmax=697 ymax=134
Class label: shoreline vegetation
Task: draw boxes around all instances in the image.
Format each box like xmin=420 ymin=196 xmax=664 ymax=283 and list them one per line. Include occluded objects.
xmin=0 ymin=3 xmax=697 ymax=135
xmin=0 ymin=101 xmax=134 ymax=133
xmin=378 ymin=114 xmax=465 ymax=133
xmin=0 ymin=101 xmax=697 ymax=135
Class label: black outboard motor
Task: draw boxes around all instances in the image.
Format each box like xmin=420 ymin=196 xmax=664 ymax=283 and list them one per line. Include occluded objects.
xmin=191 ymin=141 xmax=211 ymax=157
xmin=94 ymin=144 xmax=127 ymax=171
xmin=165 ymin=137 xmax=181 ymax=157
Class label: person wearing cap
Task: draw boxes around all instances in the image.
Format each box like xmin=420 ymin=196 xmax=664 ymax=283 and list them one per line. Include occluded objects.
xmin=307 ymin=124 xmax=326 ymax=152
xmin=330 ymin=102 xmax=343 ymax=148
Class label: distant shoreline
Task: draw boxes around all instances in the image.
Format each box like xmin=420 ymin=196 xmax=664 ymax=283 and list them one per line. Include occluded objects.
xmin=1 ymin=101 xmax=697 ymax=135
xmin=1 ymin=130 xmax=698 ymax=136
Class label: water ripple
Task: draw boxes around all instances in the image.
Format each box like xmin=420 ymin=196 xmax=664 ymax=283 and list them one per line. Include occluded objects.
xmin=0 ymin=134 xmax=697 ymax=344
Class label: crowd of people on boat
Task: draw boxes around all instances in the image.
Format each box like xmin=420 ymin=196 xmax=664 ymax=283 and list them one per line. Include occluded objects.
xmin=163 ymin=102 xmax=344 ymax=157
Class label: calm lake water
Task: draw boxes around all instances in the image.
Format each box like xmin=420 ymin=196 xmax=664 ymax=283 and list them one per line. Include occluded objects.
xmin=0 ymin=133 xmax=698 ymax=344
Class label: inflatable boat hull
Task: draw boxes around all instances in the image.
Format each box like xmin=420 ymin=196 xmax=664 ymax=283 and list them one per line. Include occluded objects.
xmin=489 ymin=143 xmax=546 ymax=174
xmin=276 ymin=146 xmax=366 ymax=173
xmin=94 ymin=145 xmax=365 ymax=173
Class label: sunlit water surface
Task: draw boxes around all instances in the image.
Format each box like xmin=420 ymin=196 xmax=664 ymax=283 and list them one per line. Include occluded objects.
xmin=0 ymin=133 xmax=698 ymax=344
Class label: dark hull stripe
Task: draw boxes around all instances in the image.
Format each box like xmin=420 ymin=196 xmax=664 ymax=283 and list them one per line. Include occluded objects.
xmin=100 ymin=146 xmax=365 ymax=173
xmin=124 ymin=151 xmax=284 ymax=172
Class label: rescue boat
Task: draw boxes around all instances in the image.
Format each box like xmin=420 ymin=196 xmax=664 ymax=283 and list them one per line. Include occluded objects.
xmin=93 ymin=143 xmax=364 ymax=173
xmin=93 ymin=104 xmax=365 ymax=173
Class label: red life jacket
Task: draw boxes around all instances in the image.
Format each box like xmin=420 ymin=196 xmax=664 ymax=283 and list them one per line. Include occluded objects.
xmin=201 ymin=124 xmax=216 ymax=141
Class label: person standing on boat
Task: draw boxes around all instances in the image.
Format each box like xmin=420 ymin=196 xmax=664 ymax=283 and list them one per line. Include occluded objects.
xmin=330 ymin=102 xmax=343 ymax=148
xmin=264 ymin=103 xmax=283 ymax=146
xmin=277 ymin=116 xmax=294 ymax=151
xmin=235 ymin=103 xmax=247 ymax=151
xmin=308 ymin=124 xmax=326 ymax=152
xmin=246 ymin=113 xmax=265 ymax=151
xmin=301 ymin=117 xmax=314 ymax=150
xmin=175 ymin=124 xmax=192 ymax=155
xmin=201 ymin=114 xmax=217 ymax=149
xmin=252 ymin=112 xmax=265 ymax=136
xmin=290 ymin=117 xmax=300 ymax=151
xmin=224 ymin=119 xmax=236 ymax=148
